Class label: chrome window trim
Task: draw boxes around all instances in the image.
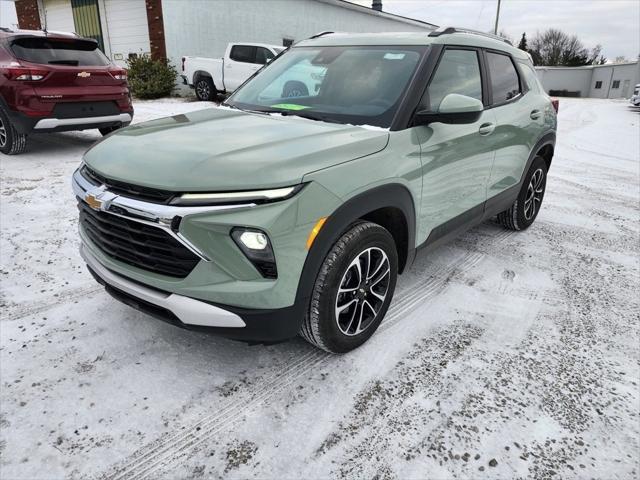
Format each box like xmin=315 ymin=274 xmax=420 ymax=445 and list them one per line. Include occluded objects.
xmin=72 ymin=168 xmax=256 ymax=262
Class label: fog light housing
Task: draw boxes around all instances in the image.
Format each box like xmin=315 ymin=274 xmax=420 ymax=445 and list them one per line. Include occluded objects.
xmin=231 ymin=228 xmax=277 ymax=279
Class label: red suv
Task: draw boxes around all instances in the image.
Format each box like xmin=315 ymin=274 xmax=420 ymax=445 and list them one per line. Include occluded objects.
xmin=0 ymin=28 xmax=133 ymax=155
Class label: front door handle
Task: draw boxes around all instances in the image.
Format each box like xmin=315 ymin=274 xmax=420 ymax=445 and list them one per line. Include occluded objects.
xmin=530 ymin=109 xmax=542 ymax=120
xmin=478 ymin=122 xmax=495 ymax=136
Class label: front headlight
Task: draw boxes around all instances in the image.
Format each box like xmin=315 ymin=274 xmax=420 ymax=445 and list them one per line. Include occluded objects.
xmin=171 ymin=184 xmax=304 ymax=206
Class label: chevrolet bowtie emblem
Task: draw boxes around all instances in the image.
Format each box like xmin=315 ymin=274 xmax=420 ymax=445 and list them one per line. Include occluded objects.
xmin=85 ymin=193 xmax=103 ymax=210
xmin=77 ymin=71 xmax=91 ymax=78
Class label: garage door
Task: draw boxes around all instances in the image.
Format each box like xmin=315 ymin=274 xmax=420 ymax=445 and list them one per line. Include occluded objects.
xmin=43 ymin=0 xmax=75 ymax=34
xmin=103 ymin=0 xmax=151 ymax=67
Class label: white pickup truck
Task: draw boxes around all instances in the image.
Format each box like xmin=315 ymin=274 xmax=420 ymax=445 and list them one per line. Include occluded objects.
xmin=182 ymin=43 xmax=285 ymax=101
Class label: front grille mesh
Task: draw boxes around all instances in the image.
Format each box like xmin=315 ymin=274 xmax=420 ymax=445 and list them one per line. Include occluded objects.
xmin=78 ymin=202 xmax=199 ymax=278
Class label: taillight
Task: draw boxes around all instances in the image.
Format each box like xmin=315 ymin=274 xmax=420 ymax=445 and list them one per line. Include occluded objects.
xmin=181 ymin=57 xmax=185 ymax=72
xmin=551 ymin=98 xmax=559 ymax=113
xmin=109 ymin=68 xmax=127 ymax=80
xmin=2 ymin=67 xmax=49 ymax=81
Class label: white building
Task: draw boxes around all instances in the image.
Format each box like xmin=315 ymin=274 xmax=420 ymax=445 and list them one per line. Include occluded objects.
xmin=13 ymin=0 xmax=435 ymax=69
xmin=536 ymin=61 xmax=640 ymax=99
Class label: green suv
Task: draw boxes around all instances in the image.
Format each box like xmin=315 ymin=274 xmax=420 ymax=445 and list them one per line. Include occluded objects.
xmin=72 ymin=28 xmax=557 ymax=353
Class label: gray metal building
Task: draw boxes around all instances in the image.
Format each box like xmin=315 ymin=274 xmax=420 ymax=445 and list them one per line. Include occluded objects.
xmin=536 ymin=61 xmax=640 ymax=99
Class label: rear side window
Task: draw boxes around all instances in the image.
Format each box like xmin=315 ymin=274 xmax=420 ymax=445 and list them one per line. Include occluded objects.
xmin=424 ymin=49 xmax=483 ymax=111
xmin=230 ymin=45 xmax=257 ymax=64
xmin=519 ymin=62 xmax=541 ymax=94
xmin=255 ymin=47 xmax=274 ymax=65
xmin=10 ymin=38 xmax=109 ymax=66
xmin=487 ymin=52 xmax=520 ymax=103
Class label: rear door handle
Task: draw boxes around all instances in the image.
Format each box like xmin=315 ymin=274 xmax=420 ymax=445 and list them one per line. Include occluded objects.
xmin=530 ymin=109 xmax=542 ymax=120
xmin=478 ymin=123 xmax=495 ymax=136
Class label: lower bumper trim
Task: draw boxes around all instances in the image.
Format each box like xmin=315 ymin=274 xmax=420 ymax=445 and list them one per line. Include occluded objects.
xmin=81 ymin=244 xmax=246 ymax=328
xmin=34 ymin=113 xmax=132 ymax=130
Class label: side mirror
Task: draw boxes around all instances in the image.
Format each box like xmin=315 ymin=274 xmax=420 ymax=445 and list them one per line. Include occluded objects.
xmin=414 ymin=93 xmax=484 ymax=126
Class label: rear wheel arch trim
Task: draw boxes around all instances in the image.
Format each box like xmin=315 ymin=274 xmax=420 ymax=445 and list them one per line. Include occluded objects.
xmin=293 ymin=183 xmax=416 ymax=323
xmin=193 ymin=71 xmax=216 ymax=89
xmin=525 ymin=132 xmax=555 ymax=181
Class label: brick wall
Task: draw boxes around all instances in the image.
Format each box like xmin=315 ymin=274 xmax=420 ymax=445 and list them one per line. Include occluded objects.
xmin=15 ymin=0 xmax=42 ymax=30
xmin=145 ymin=0 xmax=167 ymax=61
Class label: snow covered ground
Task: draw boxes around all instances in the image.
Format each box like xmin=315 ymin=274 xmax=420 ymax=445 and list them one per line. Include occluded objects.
xmin=1 ymin=98 xmax=638 ymax=479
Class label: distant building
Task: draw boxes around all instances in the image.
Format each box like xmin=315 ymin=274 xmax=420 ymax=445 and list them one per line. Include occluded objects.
xmin=12 ymin=0 xmax=436 ymax=69
xmin=536 ymin=61 xmax=640 ymax=99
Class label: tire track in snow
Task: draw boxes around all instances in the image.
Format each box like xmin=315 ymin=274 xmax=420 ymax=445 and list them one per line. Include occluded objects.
xmin=4 ymin=286 xmax=102 ymax=322
xmin=104 ymin=233 xmax=510 ymax=480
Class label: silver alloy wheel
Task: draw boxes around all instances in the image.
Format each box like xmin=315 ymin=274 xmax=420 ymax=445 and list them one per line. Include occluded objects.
xmin=524 ymin=168 xmax=545 ymax=220
xmin=335 ymin=247 xmax=391 ymax=336
xmin=0 ymin=117 xmax=6 ymax=147
xmin=196 ymin=80 xmax=211 ymax=99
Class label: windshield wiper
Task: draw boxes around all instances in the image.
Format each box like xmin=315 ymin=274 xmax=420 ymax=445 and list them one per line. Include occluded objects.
xmin=274 ymin=110 xmax=327 ymax=122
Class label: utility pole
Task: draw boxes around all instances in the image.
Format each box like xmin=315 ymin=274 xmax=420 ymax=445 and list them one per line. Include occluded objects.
xmin=493 ymin=0 xmax=502 ymax=35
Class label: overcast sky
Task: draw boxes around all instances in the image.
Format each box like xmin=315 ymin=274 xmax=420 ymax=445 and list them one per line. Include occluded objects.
xmin=1 ymin=0 xmax=638 ymax=61
xmin=353 ymin=0 xmax=640 ymax=60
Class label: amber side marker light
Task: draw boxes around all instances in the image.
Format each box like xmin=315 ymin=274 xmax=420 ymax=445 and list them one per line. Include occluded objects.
xmin=306 ymin=217 xmax=328 ymax=250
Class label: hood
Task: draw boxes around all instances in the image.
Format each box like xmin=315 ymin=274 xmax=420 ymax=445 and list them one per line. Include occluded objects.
xmin=83 ymin=107 xmax=389 ymax=192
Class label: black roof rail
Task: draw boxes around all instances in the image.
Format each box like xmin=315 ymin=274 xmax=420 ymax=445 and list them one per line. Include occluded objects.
xmin=308 ymin=31 xmax=334 ymax=40
xmin=429 ymin=26 xmax=512 ymax=46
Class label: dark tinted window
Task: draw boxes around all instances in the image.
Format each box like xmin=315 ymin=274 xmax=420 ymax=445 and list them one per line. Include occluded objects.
xmin=10 ymin=37 xmax=109 ymax=66
xmin=487 ymin=52 xmax=520 ymax=103
xmin=424 ymin=49 xmax=482 ymax=110
xmin=595 ymin=81 xmax=602 ymax=89
xmin=612 ymin=80 xmax=620 ymax=89
xmin=230 ymin=45 xmax=256 ymax=63
xmin=255 ymin=47 xmax=274 ymax=65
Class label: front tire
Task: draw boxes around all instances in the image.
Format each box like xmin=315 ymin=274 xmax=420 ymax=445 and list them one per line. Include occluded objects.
xmin=195 ymin=77 xmax=216 ymax=101
xmin=0 ymin=107 xmax=27 ymax=155
xmin=497 ymin=155 xmax=548 ymax=230
xmin=300 ymin=221 xmax=398 ymax=353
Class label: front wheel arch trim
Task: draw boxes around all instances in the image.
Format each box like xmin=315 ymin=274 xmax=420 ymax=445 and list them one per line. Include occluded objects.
xmin=292 ymin=183 xmax=416 ymax=325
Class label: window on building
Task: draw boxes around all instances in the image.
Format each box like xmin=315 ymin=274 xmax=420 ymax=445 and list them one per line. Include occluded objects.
xmin=283 ymin=38 xmax=294 ymax=48
xmin=595 ymin=81 xmax=603 ymax=89
xmin=486 ymin=51 xmax=521 ymax=103
xmin=612 ymin=80 xmax=620 ymax=89
xmin=423 ymin=49 xmax=483 ymax=111
xmin=230 ymin=45 xmax=257 ymax=64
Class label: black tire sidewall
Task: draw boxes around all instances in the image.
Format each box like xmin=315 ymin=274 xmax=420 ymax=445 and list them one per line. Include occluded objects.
xmin=0 ymin=107 xmax=15 ymax=154
xmin=313 ymin=224 xmax=398 ymax=353
xmin=515 ymin=156 xmax=547 ymax=229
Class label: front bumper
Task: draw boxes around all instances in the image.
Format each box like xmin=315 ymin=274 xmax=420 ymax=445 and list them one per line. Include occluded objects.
xmin=82 ymin=243 xmax=245 ymax=328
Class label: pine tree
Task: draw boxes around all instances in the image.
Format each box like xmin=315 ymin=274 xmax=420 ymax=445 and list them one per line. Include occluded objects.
xmin=518 ymin=33 xmax=528 ymax=52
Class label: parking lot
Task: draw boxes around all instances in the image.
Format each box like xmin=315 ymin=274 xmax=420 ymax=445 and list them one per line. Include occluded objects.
xmin=1 ymin=98 xmax=638 ymax=479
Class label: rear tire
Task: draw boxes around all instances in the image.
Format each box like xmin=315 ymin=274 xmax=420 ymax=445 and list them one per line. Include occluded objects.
xmin=195 ymin=77 xmax=216 ymax=101
xmin=99 ymin=124 xmax=126 ymax=136
xmin=300 ymin=221 xmax=398 ymax=354
xmin=0 ymin=107 xmax=27 ymax=155
xmin=497 ymin=155 xmax=547 ymax=230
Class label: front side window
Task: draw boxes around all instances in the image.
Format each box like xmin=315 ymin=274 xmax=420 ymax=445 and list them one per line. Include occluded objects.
xmin=10 ymin=37 xmax=109 ymax=66
xmin=487 ymin=51 xmax=521 ymax=103
xmin=230 ymin=45 xmax=256 ymax=63
xmin=424 ymin=49 xmax=483 ymax=111
xmin=612 ymin=80 xmax=620 ymax=89
xmin=227 ymin=45 xmax=426 ymax=128
xmin=595 ymin=81 xmax=603 ymax=89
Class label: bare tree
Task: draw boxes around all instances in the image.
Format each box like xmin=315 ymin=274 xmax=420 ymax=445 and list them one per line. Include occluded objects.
xmin=529 ymin=28 xmax=602 ymax=66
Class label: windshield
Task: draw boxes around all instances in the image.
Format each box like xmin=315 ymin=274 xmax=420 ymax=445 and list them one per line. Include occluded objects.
xmin=11 ymin=38 xmax=110 ymax=66
xmin=226 ymin=45 xmax=427 ymax=128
